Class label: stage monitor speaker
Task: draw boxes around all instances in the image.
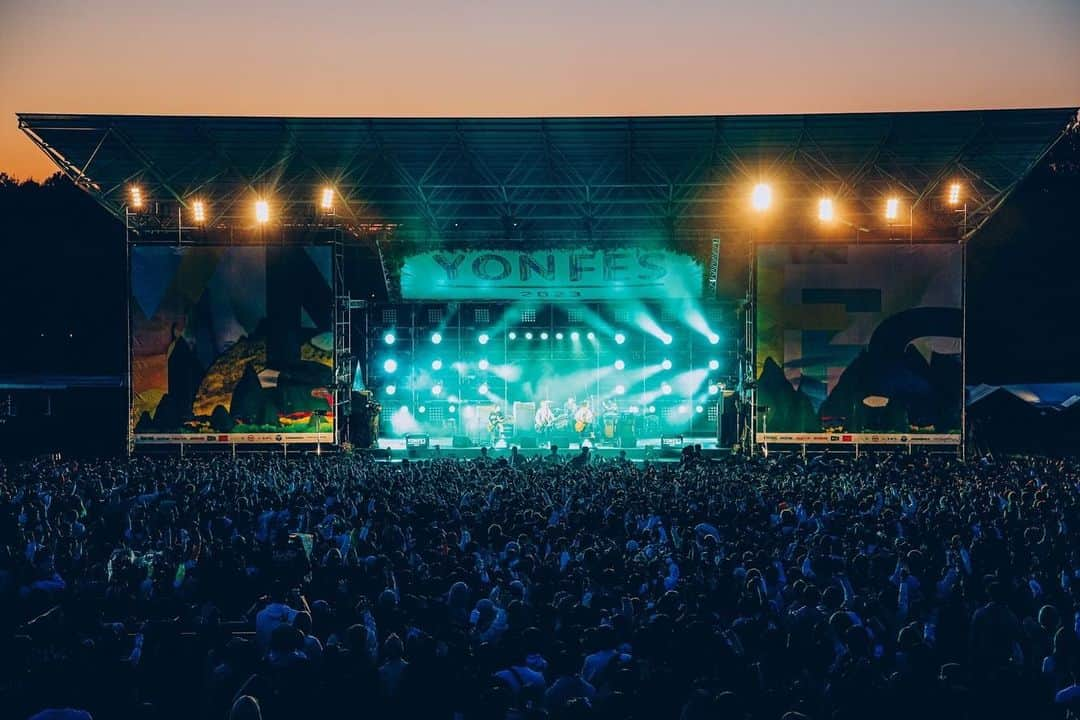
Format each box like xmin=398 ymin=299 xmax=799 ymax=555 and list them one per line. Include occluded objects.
xmin=517 ymin=436 xmax=538 ymax=449
xmin=452 ymin=435 xmax=472 ymax=449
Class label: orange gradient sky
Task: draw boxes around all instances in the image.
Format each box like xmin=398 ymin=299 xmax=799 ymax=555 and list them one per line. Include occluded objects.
xmin=2 ymin=0 xmax=1078 ymax=180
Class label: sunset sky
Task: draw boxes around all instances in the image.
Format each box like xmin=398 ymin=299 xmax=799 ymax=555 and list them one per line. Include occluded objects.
xmin=1 ymin=0 xmax=1078 ymax=180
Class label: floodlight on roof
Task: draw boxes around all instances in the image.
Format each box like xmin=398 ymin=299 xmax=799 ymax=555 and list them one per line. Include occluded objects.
xmin=818 ymin=197 xmax=835 ymax=222
xmin=885 ymin=197 xmax=900 ymax=221
xmin=751 ymin=183 xmax=772 ymax=212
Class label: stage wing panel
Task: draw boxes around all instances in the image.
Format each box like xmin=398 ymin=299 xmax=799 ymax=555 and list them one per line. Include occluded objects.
xmin=130 ymin=245 xmax=335 ymax=444
xmin=755 ymin=244 xmax=962 ymax=443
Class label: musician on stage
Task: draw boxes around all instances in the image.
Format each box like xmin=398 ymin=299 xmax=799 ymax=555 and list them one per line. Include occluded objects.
xmin=573 ymin=400 xmax=595 ymax=442
xmin=534 ymin=400 xmax=555 ymax=443
xmin=487 ymin=406 xmax=507 ymax=446
xmin=600 ymin=397 xmax=619 ymax=444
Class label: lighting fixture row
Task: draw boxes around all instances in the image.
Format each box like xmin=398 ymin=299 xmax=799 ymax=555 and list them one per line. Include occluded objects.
xmin=127 ymin=182 xmax=966 ymax=224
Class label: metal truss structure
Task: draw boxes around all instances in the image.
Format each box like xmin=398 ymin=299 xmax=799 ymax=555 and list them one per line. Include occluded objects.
xmin=333 ymin=239 xmax=353 ymax=445
xmin=18 ymin=110 xmax=1075 ymax=249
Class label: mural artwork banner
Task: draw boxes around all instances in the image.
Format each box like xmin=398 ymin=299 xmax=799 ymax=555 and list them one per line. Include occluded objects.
xmin=400 ymin=248 xmax=703 ymax=300
xmin=130 ymin=245 xmax=335 ymax=443
xmin=755 ymin=244 xmax=962 ymax=444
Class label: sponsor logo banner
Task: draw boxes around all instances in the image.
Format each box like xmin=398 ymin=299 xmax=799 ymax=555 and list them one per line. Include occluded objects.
xmin=756 ymin=432 xmax=959 ymax=445
xmin=134 ymin=433 xmax=335 ymax=445
xmin=400 ymin=248 xmax=703 ymax=300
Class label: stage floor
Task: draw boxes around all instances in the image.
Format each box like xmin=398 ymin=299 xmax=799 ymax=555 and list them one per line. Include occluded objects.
xmin=377 ymin=434 xmax=719 ymax=451
xmin=375 ymin=435 xmax=724 ymax=462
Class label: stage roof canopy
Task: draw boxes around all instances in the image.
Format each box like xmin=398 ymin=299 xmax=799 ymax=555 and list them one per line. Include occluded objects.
xmin=18 ymin=108 xmax=1077 ymax=242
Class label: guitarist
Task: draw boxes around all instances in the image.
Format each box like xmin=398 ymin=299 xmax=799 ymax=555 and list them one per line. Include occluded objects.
xmin=573 ymin=400 xmax=595 ymax=442
xmin=487 ymin=406 xmax=507 ymax=446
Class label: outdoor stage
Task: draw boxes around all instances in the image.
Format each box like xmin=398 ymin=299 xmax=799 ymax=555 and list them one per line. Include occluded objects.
xmin=13 ymin=110 xmax=1073 ymax=457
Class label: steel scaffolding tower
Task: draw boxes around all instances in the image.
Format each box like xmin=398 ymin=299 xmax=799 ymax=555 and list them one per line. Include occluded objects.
xmin=333 ymin=239 xmax=353 ymax=445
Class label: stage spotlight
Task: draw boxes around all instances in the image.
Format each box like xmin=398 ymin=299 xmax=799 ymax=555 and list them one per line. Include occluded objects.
xmin=614 ymin=360 xmax=625 ymax=370
xmin=479 ymin=382 xmax=489 ymax=395
xmin=885 ymin=197 xmax=900 ymax=221
xmin=431 ymin=359 xmax=443 ymax=371
xmin=587 ymin=332 xmax=596 ymax=341
xmin=448 ymin=405 xmax=456 ymax=414
xmin=431 ymin=332 xmax=443 ymax=345
xmin=385 ymin=384 xmax=397 ymax=396
xmin=615 ymin=384 xmax=626 ymax=395
xmin=555 ymin=332 xmax=564 ymax=340
xmin=708 ymin=384 xmax=719 ymax=395
xmin=661 ymin=359 xmax=672 ymax=370
xmin=525 ymin=332 xmax=534 ymax=340
xmin=661 ymin=333 xmax=673 ymax=345
xmin=614 ymin=333 xmax=626 ymax=345
xmin=478 ymin=359 xmax=489 ymax=370
xmin=508 ymin=332 xmax=517 ymax=340
xmin=751 ymin=182 xmax=772 ymax=212
xmin=948 ymin=182 xmax=962 ymax=206
xmin=695 ymin=404 xmax=704 ymax=413
xmin=818 ymin=197 xmax=835 ymax=222
xmin=320 ymin=187 xmax=335 ymax=212
xmin=192 ymin=200 xmax=207 ymax=224
xmin=432 ymin=384 xmax=443 ymax=397
xmin=661 ymin=383 xmax=672 ymax=395
xmin=383 ymin=359 xmax=398 ymax=373
xmin=708 ymin=359 xmax=720 ymax=370
xmin=540 ymin=332 xmax=549 ymax=340
xmin=647 ymin=405 xmax=656 ymax=414
xmin=418 ymin=405 xmax=426 ymax=414
xmin=708 ymin=333 xmax=720 ymax=345
xmin=255 ymin=199 xmax=270 ymax=224
xmin=129 ymin=186 xmax=144 ymax=209
xmin=384 ymin=332 xmax=396 ymax=345
xmin=570 ymin=331 xmax=580 ymax=341
xmin=478 ymin=333 xmax=490 ymax=345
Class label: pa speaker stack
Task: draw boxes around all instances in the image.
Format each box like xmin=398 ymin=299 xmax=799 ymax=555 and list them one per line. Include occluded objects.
xmin=717 ymin=392 xmax=739 ymax=448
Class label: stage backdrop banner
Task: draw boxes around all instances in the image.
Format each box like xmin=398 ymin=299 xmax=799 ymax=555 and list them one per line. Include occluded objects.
xmin=755 ymin=244 xmax=962 ymax=443
xmin=130 ymin=245 xmax=334 ymax=443
xmin=400 ymin=248 xmax=703 ymax=300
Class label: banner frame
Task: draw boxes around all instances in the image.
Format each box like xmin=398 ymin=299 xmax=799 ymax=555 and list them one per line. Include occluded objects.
xmin=750 ymin=240 xmax=966 ymax=449
xmin=127 ymin=236 xmax=339 ymax=449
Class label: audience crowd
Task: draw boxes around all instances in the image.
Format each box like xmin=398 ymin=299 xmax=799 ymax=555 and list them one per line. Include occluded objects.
xmin=3 ymin=448 xmax=1080 ymax=720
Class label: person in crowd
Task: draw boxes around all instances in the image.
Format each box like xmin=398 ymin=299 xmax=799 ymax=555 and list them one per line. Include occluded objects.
xmin=2 ymin=451 xmax=1080 ymax=720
